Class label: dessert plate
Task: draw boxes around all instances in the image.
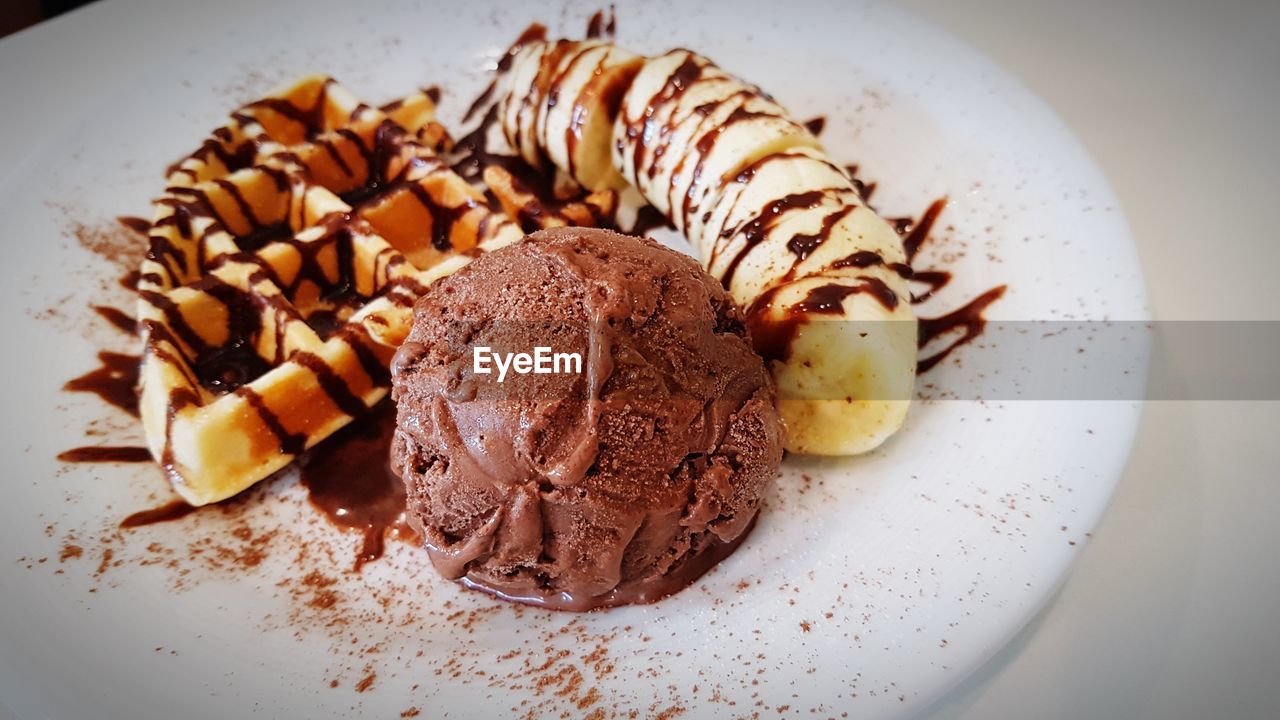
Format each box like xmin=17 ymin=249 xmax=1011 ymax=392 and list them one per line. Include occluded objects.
xmin=0 ymin=0 xmax=1147 ymax=718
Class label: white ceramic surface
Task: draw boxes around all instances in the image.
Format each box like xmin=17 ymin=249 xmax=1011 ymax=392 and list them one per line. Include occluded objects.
xmin=0 ymin=0 xmax=1147 ymax=718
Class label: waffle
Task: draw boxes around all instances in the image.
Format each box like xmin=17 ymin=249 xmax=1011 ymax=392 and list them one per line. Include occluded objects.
xmin=137 ymin=75 xmax=523 ymax=506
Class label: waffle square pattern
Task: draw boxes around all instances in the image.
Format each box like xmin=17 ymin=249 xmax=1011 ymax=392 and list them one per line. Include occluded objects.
xmin=137 ymin=76 xmax=523 ymax=505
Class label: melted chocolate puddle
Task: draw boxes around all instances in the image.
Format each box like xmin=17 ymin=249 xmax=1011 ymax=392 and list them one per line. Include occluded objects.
xmin=64 ymin=205 xmax=414 ymax=569
xmin=114 ymin=405 xmax=416 ymax=570
xmin=299 ymin=401 xmax=417 ymax=570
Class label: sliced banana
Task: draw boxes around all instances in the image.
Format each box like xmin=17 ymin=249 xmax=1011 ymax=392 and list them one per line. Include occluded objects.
xmin=498 ymin=40 xmax=918 ymax=456
xmin=613 ymin=49 xmax=821 ymax=239
xmin=498 ymin=40 xmax=641 ymax=191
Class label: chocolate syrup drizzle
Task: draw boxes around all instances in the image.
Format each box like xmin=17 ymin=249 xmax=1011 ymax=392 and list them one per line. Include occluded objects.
xmin=64 ymin=108 xmax=429 ymax=564
xmin=449 ymin=20 xmax=664 ymax=235
xmin=894 ymin=196 xmax=1008 ymax=373
xmin=585 ymin=7 xmax=617 ymax=40
xmin=119 ymin=500 xmax=198 ymax=528
xmin=917 ymin=285 xmax=1006 ymax=373
xmin=63 ymin=351 xmax=140 ymax=418
xmin=57 ymin=446 xmax=151 ymax=463
xmin=92 ymin=305 xmax=137 ymax=336
xmin=449 ymin=23 xmax=584 ymax=229
xmin=60 ymin=295 xmax=148 ymax=465
xmin=738 ymin=190 xmax=1005 ymax=372
xmin=803 ymin=116 xmax=826 ymax=136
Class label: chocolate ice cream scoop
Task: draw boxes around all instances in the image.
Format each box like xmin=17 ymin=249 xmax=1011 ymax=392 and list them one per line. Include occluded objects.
xmin=390 ymin=227 xmax=783 ymax=611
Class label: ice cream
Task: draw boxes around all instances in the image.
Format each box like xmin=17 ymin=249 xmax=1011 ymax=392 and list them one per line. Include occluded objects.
xmin=390 ymin=227 xmax=783 ymax=610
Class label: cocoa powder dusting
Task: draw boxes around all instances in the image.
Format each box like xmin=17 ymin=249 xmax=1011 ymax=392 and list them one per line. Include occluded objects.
xmin=59 ymin=212 xmax=149 ymax=276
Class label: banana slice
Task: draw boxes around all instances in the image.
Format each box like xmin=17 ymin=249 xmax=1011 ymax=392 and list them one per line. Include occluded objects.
xmin=497 ymin=41 xmax=917 ymax=455
xmin=498 ymin=40 xmax=641 ymax=191
xmin=614 ymin=52 xmax=916 ymax=455
xmin=613 ymin=50 xmax=820 ymax=240
xmin=711 ymin=168 xmax=917 ymax=454
xmin=729 ymin=203 xmax=917 ymax=454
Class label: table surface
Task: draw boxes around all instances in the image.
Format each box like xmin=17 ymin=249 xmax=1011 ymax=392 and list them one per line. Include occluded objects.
xmin=899 ymin=1 xmax=1280 ymax=717
xmin=1 ymin=1 xmax=1277 ymax=718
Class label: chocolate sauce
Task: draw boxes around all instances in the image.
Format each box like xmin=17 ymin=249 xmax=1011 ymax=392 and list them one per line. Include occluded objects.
xmin=785 ymin=205 xmax=855 ymax=261
xmin=739 ymin=191 xmax=1005 ymax=373
xmin=842 ymin=164 xmax=877 ymax=202
xmin=452 ymin=105 xmax=535 ymax=188
xmin=169 ymin=129 xmax=260 ymax=180
xmin=57 ymin=446 xmax=151 ymax=463
xmin=719 ymin=190 xmax=826 ymax=287
xmin=235 ymin=385 xmax=307 ymax=455
xmin=910 ymin=269 xmax=951 ymax=304
xmin=404 ymin=182 xmax=474 ymax=251
xmin=171 ymin=173 xmax=292 ymax=254
xmin=918 ymin=285 xmax=1006 ymax=373
xmin=92 ymin=305 xmax=137 ymax=336
xmin=673 ymin=99 xmax=776 ymax=229
xmin=452 ymin=104 xmax=611 ymax=233
xmin=120 ymin=270 xmax=142 ymax=292
xmin=194 ymin=339 xmax=268 ymax=394
xmin=585 ymin=8 xmax=618 ymax=40
xmin=462 ymin=24 xmax=548 ymax=124
xmin=631 ymin=205 xmax=675 ymax=236
xmin=177 ymin=278 xmax=270 ymax=393
xmin=742 ymin=292 xmax=799 ymax=364
xmin=562 ymin=46 xmax=631 ymax=182
xmin=830 ymin=250 xmax=913 ymax=279
xmin=897 ymin=197 xmax=947 ymax=263
xmin=624 ymin=55 xmax=704 ymax=179
xmin=64 ymin=351 xmax=140 ymax=417
xmin=247 ymin=77 xmax=337 ymax=139
xmin=117 ymin=216 xmax=150 ymax=236
xmin=303 ymin=309 xmax=345 ymax=341
xmin=120 ymin=499 xmax=198 ymax=528
xmin=803 ymin=116 xmax=826 ymax=136
xmin=299 ymin=401 xmax=416 ymax=570
xmin=798 ymin=278 xmax=898 ymax=313
xmin=334 ymin=121 xmax=402 ymax=205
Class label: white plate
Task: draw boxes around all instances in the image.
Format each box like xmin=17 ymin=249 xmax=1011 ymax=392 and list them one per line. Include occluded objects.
xmin=0 ymin=0 xmax=1147 ymax=718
